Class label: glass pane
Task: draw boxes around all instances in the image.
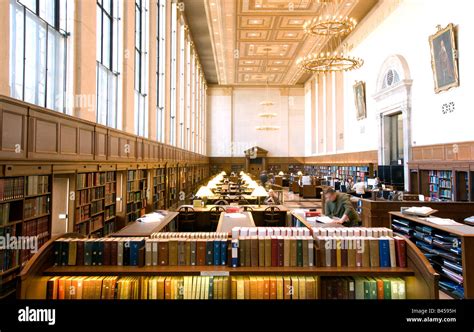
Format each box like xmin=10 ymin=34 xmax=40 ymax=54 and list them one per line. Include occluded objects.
xmin=59 ymin=0 xmax=67 ymax=31
xmin=10 ymin=2 xmax=25 ymax=99
xmin=39 ymin=0 xmax=56 ymax=27
xmin=96 ymin=6 xmax=102 ymax=62
xmin=19 ymin=0 xmax=36 ymax=13
xmin=46 ymin=29 xmax=63 ymax=111
xmin=103 ymin=13 xmax=111 ymax=68
xmin=24 ymin=11 xmax=47 ymax=105
xmin=112 ymin=16 xmax=118 ymax=71
xmin=108 ymin=73 xmax=117 ymax=128
xmin=103 ymin=0 xmax=111 ymax=14
xmin=135 ymin=50 xmax=140 ymax=91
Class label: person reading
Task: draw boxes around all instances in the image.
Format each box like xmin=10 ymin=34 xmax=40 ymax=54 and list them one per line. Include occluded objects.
xmin=323 ymin=188 xmax=360 ymax=227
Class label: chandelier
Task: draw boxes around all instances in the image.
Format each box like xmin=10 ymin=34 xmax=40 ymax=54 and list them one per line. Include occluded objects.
xmin=257 ymin=48 xmax=280 ymax=131
xmin=297 ymin=0 xmax=363 ymax=73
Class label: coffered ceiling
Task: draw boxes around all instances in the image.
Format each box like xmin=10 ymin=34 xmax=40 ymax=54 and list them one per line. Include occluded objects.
xmin=185 ymin=0 xmax=378 ymax=85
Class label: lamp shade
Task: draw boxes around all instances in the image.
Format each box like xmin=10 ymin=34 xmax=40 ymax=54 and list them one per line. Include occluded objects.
xmin=251 ymin=186 xmax=268 ymax=197
xmin=278 ymin=171 xmax=284 ymax=176
xmin=196 ymin=186 xmax=214 ymax=198
xmin=207 ymin=181 xmax=217 ymax=189
xmin=297 ymin=171 xmax=303 ymax=176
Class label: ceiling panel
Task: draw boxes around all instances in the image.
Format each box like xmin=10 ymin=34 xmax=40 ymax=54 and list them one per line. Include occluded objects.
xmin=185 ymin=0 xmax=379 ymax=85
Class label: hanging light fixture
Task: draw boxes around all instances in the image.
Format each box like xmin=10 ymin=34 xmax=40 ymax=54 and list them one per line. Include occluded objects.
xmin=256 ymin=47 xmax=280 ymax=131
xmin=297 ymin=0 xmax=363 ymax=73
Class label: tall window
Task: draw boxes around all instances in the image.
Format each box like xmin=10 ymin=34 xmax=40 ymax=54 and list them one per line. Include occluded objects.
xmin=178 ymin=17 xmax=185 ymax=149
xmin=156 ymin=0 xmax=166 ymax=143
xmin=97 ymin=0 xmax=121 ymax=128
xmin=10 ymin=0 xmax=68 ymax=113
xmin=169 ymin=2 xmax=178 ymax=146
xmin=185 ymin=39 xmax=192 ymax=150
xmin=134 ymin=0 xmax=149 ymax=137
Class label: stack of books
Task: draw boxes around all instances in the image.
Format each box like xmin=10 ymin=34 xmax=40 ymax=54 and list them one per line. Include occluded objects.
xmin=148 ymin=232 xmax=229 ymax=266
xmin=321 ymin=277 xmax=406 ymax=299
xmin=231 ymin=227 xmax=313 ymax=268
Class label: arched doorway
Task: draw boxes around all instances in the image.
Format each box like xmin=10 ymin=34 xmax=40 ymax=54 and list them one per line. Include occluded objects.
xmin=373 ymin=55 xmax=413 ymax=189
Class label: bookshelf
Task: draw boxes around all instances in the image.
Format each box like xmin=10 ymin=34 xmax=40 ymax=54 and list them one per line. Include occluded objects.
xmin=18 ymin=233 xmax=438 ymax=300
xmin=390 ymin=212 xmax=474 ymax=299
xmin=0 ymin=175 xmax=52 ymax=298
xmin=152 ymin=167 xmax=166 ymax=210
xmin=126 ymin=170 xmax=147 ymax=224
xmin=310 ymin=165 xmax=373 ymax=182
xmin=167 ymin=166 xmax=178 ymax=208
xmin=428 ymin=170 xmax=453 ymax=201
xmin=455 ymin=171 xmax=469 ymax=202
xmin=75 ymin=171 xmax=117 ymax=237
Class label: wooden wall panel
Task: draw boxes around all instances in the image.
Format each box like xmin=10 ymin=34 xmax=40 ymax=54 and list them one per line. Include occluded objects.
xmin=305 ymin=150 xmax=377 ymax=165
xmin=412 ymin=141 xmax=474 ymax=162
xmin=95 ymin=127 xmax=107 ymax=160
xmin=0 ymin=95 xmax=209 ymax=165
xmin=0 ymin=101 xmax=27 ymax=159
xmin=60 ymin=124 xmax=78 ymax=155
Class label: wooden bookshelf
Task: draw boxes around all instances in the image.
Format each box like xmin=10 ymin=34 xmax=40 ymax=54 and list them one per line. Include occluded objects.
xmin=152 ymin=167 xmax=166 ymax=210
xmin=126 ymin=169 xmax=147 ymax=223
xmin=167 ymin=165 xmax=178 ymax=208
xmin=0 ymin=174 xmax=52 ymax=298
xmin=390 ymin=211 xmax=474 ymax=299
xmin=75 ymin=171 xmax=117 ymax=237
xmin=17 ymin=232 xmax=438 ymax=299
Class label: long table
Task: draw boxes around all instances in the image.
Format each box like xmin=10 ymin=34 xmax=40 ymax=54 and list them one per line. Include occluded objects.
xmin=110 ymin=211 xmax=179 ymax=237
xmin=177 ymin=204 xmax=289 ymax=231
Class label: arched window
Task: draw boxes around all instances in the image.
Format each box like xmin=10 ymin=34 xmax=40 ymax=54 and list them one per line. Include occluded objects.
xmin=382 ymin=69 xmax=400 ymax=89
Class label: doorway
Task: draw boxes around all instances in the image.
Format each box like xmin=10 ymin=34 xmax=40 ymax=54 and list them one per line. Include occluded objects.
xmin=383 ymin=112 xmax=404 ymax=165
xmin=52 ymin=175 xmax=72 ymax=236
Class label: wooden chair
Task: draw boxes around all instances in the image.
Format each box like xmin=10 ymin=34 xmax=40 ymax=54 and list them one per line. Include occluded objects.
xmin=209 ymin=206 xmax=225 ymax=231
xmin=263 ymin=206 xmax=283 ymax=227
xmin=241 ymin=206 xmax=254 ymax=212
xmin=177 ymin=206 xmax=197 ymax=232
xmin=214 ymin=200 xmax=229 ymax=206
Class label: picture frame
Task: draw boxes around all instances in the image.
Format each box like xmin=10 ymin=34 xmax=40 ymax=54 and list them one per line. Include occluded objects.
xmin=429 ymin=23 xmax=459 ymax=93
xmin=353 ymin=81 xmax=367 ymax=120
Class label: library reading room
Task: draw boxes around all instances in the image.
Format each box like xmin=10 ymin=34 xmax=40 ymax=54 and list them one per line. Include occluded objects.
xmin=0 ymin=0 xmax=473 ymax=330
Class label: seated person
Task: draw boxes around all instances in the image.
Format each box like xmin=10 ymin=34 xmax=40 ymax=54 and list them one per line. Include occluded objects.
xmin=323 ymin=188 xmax=360 ymax=227
xmin=264 ymin=189 xmax=281 ymax=205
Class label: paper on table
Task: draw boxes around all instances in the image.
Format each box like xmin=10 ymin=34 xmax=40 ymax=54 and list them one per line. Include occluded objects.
xmin=224 ymin=213 xmax=246 ymax=219
xmin=404 ymin=206 xmax=436 ymax=215
xmin=314 ymin=216 xmax=334 ymax=224
xmin=422 ymin=217 xmax=463 ymax=226
xmin=137 ymin=212 xmax=164 ymax=223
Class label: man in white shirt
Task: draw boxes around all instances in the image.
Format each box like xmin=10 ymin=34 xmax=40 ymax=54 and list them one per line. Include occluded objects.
xmin=353 ymin=177 xmax=366 ymax=195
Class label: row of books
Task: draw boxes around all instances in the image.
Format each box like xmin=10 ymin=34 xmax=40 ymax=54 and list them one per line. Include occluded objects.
xmin=45 ymin=275 xmax=406 ymax=300
xmin=77 ymin=173 xmax=93 ymax=189
xmin=146 ymin=233 xmax=229 ymax=266
xmin=234 ymin=235 xmax=314 ymax=268
xmin=0 ymin=226 xmax=19 ymax=272
xmin=54 ymin=238 xmax=146 ymax=266
xmin=231 ymin=227 xmax=311 ymax=239
xmin=231 ymin=276 xmax=318 ymax=299
xmin=127 ymin=191 xmax=145 ymax=203
xmin=105 ymin=205 xmax=116 ymax=220
xmin=76 ymin=206 xmax=90 ymax=223
xmin=26 ymin=175 xmax=49 ymax=196
xmin=20 ymin=216 xmax=50 ymax=265
xmin=91 ymin=200 xmax=104 ymax=215
xmin=24 ymin=196 xmax=50 ymax=219
xmin=46 ymin=276 xmax=230 ymax=300
xmin=0 ymin=177 xmax=24 ymax=201
xmin=127 ymin=170 xmax=147 ymax=181
xmin=311 ymin=227 xmax=394 ymax=238
xmin=90 ymin=215 xmax=104 ymax=233
xmin=0 ymin=203 xmax=10 ymax=225
xmin=54 ymin=234 xmax=230 ymax=267
xmin=314 ymin=236 xmax=407 ymax=268
xmin=321 ymin=277 xmax=406 ymax=299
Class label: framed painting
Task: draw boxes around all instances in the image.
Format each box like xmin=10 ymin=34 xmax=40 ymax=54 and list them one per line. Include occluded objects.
xmin=353 ymin=81 xmax=367 ymax=120
xmin=429 ymin=23 xmax=459 ymax=93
